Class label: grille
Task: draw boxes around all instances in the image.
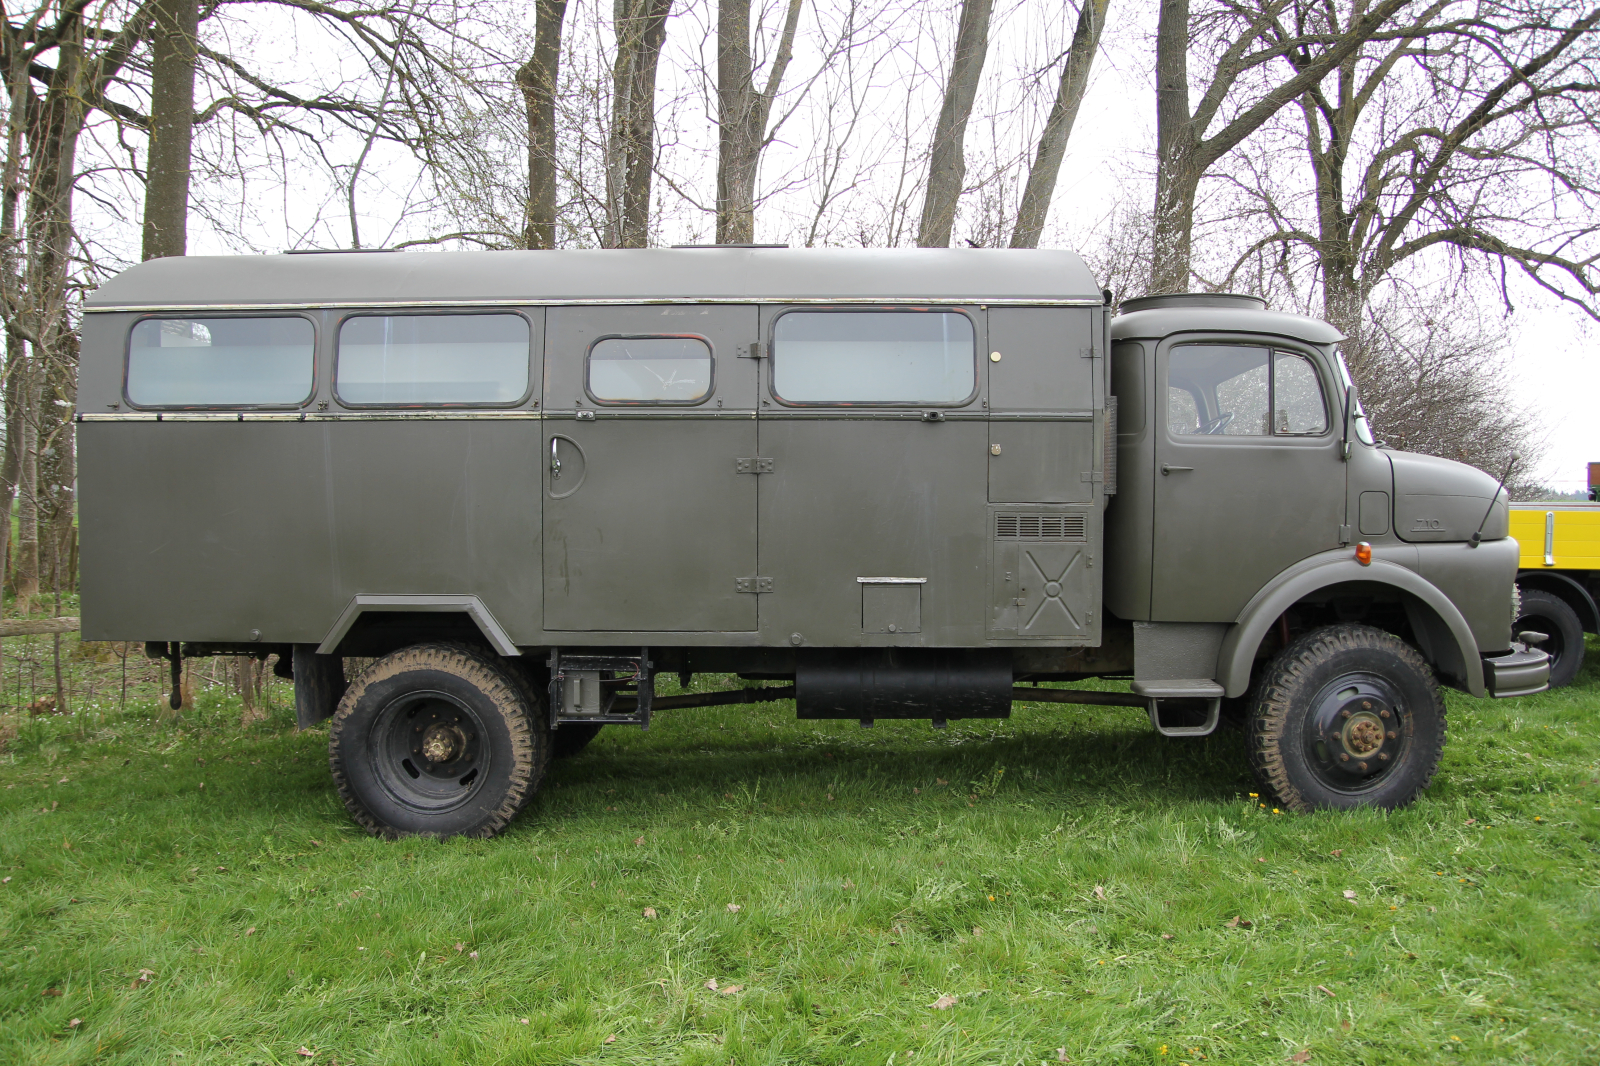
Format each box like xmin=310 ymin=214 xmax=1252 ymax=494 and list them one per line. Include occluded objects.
xmin=995 ymin=513 xmax=1087 ymax=540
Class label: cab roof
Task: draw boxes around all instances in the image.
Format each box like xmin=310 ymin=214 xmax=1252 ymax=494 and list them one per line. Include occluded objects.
xmin=1111 ymin=304 xmax=1344 ymax=346
xmin=85 ymin=247 xmax=1105 ymax=311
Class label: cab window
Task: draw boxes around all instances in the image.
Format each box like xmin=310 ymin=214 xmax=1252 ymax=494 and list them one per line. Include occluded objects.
xmin=126 ymin=316 xmax=314 ymax=408
xmin=1168 ymin=343 xmax=1327 ymax=437
xmin=335 ymin=313 xmax=530 ymax=406
xmin=587 ymin=336 xmax=712 ymax=404
xmin=771 ymin=309 xmax=975 ymax=404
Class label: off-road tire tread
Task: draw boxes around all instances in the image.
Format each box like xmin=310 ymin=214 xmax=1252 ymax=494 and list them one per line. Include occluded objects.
xmin=328 ymin=642 xmax=546 ymax=839
xmin=1247 ymin=624 xmax=1446 ymax=813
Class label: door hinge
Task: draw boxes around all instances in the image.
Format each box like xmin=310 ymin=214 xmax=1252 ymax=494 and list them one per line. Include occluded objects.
xmin=1338 ymin=524 xmax=1353 ymax=545
xmin=1079 ymin=345 xmax=1097 ymax=359
xmin=736 ymin=576 xmax=773 ymax=594
xmin=735 ymin=457 xmax=774 ymax=474
xmin=738 ymin=341 xmax=764 ymax=359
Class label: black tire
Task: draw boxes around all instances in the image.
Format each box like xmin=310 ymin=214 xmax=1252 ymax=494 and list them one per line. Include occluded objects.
xmin=1513 ymin=588 xmax=1585 ymax=689
xmin=328 ymin=643 xmax=548 ymax=838
xmin=551 ymin=722 xmax=604 ymax=759
xmin=1247 ymin=624 xmax=1445 ymax=812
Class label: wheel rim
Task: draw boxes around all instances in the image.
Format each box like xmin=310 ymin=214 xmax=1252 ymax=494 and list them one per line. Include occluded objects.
xmin=367 ymin=689 xmax=489 ymax=814
xmin=1301 ymin=672 xmax=1408 ymax=795
xmin=1513 ymin=611 xmax=1566 ymax=669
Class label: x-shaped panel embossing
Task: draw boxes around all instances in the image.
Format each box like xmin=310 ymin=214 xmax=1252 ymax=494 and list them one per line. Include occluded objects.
xmin=1022 ymin=548 xmax=1083 ymax=632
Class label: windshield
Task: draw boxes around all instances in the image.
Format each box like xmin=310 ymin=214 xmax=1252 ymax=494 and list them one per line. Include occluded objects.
xmin=1335 ymin=352 xmax=1377 ymax=446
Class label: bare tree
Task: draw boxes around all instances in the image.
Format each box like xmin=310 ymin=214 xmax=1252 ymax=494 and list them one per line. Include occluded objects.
xmin=518 ymin=0 xmax=570 ymax=249
xmin=143 ymin=0 xmax=198 ymax=259
xmin=716 ymin=0 xmax=803 ymax=244
xmin=1150 ymin=0 xmax=1413 ymax=293
xmin=607 ymin=0 xmax=673 ymax=247
xmin=1238 ymin=0 xmax=1600 ymax=347
xmin=1010 ymin=0 xmax=1109 ymax=248
xmin=917 ymin=0 xmax=994 ymax=247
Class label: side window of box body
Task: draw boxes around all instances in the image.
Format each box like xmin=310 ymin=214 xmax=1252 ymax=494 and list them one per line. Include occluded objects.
xmin=333 ymin=310 xmax=536 ymax=408
xmin=584 ymin=334 xmax=715 ymax=406
xmin=767 ymin=306 xmax=981 ymax=407
xmin=123 ymin=314 xmax=319 ymax=410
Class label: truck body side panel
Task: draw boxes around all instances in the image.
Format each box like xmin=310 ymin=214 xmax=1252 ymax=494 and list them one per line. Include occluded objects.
xmin=756 ymin=414 xmax=989 ymax=647
xmin=1510 ymin=504 xmax=1600 ymax=571
xmin=79 ymin=419 xmax=543 ymax=644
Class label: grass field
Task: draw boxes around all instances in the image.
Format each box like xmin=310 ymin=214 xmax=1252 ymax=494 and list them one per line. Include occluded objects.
xmin=2 ymin=636 xmax=1597 ymax=1065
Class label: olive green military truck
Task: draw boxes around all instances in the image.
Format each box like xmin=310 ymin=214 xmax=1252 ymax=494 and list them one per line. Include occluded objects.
xmin=76 ymin=248 xmax=1549 ymax=838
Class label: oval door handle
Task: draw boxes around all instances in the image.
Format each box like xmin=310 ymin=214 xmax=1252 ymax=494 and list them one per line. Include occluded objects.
xmin=1161 ymin=464 xmax=1194 ymax=475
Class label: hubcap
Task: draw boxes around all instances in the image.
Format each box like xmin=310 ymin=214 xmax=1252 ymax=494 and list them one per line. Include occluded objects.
xmin=369 ymin=691 xmax=487 ymax=814
xmin=1304 ymin=676 xmax=1407 ymax=794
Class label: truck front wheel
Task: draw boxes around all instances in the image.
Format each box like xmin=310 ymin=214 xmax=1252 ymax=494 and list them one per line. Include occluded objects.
xmin=1247 ymin=624 xmax=1445 ymax=812
xmin=328 ymin=643 xmax=548 ymax=838
xmin=1513 ymin=588 xmax=1585 ymax=688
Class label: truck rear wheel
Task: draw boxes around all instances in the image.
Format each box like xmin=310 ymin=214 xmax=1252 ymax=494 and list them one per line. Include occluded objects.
xmin=328 ymin=643 xmax=547 ymax=838
xmin=1513 ymin=588 xmax=1585 ymax=688
xmin=1247 ymin=624 xmax=1445 ymax=812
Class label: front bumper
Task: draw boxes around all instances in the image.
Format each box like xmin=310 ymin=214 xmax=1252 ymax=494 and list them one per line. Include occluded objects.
xmin=1482 ymin=643 xmax=1551 ymax=698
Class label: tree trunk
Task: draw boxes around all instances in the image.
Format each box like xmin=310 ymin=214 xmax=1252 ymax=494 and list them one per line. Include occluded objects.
xmin=19 ymin=28 xmax=87 ymax=615
xmin=716 ymin=0 xmax=803 ymax=245
xmin=142 ymin=0 xmax=199 ymax=261
xmin=607 ymin=0 xmax=673 ymax=248
xmin=1010 ymin=0 xmax=1108 ymax=248
xmin=14 ymin=362 xmax=38 ymax=612
xmin=917 ymin=0 xmax=994 ymax=248
xmin=0 ymin=331 xmax=24 ymax=594
xmin=1150 ymin=0 xmax=1195 ymax=293
xmin=516 ymin=0 xmax=569 ymax=250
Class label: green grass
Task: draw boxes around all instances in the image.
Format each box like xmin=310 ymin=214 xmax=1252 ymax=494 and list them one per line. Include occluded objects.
xmin=2 ymin=638 xmax=1598 ymax=1065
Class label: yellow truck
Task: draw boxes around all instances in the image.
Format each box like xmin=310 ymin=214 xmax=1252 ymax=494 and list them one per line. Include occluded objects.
xmin=1511 ymin=474 xmax=1600 ymax=687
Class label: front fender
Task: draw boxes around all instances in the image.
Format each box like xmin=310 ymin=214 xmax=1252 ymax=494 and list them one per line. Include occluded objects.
xmin=1217 ymin=547 xmax=1485 ymax=698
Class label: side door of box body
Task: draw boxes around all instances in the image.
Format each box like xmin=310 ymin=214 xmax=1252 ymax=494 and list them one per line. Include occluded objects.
xmin=755 ymin=305 xmax=989 ymax=647
xmin=542 ymin=305 xmax=760 ymax=633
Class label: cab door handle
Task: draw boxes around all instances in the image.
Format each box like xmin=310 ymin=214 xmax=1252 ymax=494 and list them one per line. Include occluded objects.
xmin=1161 ymin=464 xmax=1193 ymax=475
xmin=550 ymin=437 xmax=562 ymax=479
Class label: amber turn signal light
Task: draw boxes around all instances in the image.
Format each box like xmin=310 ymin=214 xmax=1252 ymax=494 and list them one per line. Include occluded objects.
xmin=1354 ymin=542 xmax=1373 ymax=566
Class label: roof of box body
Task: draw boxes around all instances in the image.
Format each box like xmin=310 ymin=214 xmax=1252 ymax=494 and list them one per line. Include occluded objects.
xmin=85 ymin=247 xmax=1105 ymax=311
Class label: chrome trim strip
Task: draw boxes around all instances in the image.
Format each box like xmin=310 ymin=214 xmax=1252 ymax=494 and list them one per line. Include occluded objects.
xmin=856 ymin=577 xmax=928 ymax=584
xmin=79 ymin=410 xmax=545 ymax=422
xmin=85 ymin=296 xmax=1104 ymax=314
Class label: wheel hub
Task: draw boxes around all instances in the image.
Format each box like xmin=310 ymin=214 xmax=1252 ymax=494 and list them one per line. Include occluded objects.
xmin=1307 ymin=680 xmax=1406 ymax=791
xmin=420 ymin=721 xmax=467 ymax=764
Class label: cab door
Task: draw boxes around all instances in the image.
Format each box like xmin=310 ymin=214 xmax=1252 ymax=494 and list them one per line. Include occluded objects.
xmin=1151 ymin=339 xmax=1344 ymax=621
xmin=543 ymin=305 xmax=759 ymax=632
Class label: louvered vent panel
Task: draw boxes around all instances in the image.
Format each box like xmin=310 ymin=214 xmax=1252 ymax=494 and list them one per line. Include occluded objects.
xmin=995 ymin=513 xmax=1087 ymax=540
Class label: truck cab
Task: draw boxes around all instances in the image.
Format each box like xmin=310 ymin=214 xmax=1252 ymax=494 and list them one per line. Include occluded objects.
xmin=76 ymin=251 xmax=1548 ymax=838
